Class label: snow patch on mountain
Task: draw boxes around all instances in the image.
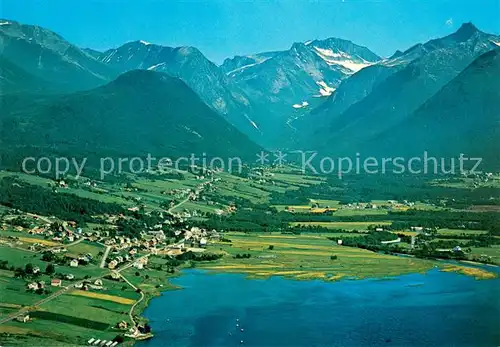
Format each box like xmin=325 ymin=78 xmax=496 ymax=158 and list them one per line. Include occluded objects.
xmin=225 ymin=57 xmax=272 ymax=76
xmin=139 ymin=40 xmax=152 ymax=45
xmin=0 ymin=21 xmax=10 ymax=26
xmin=313 ymin=46 xmax=373 ymax=72
xmin=314 ymin=47 xmax=346 ymax=58
xmin=182 ymin=126 xmax=203 ymax=139
xmin=317 ymin=81 xmax=336 ymax=96
xmin=147 ymin=62 xmax=166 ymax=70
xmin=102 ymin=50 xmax=117 ymax=64
xmin=250 ymin=120 xmax=259 ymax=130
xmin=292 ymin=101 xmax=309 ymax=109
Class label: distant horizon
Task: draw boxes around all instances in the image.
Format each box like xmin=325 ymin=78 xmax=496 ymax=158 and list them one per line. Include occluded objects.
xmin=0 ymin=17 xmax=497 ymax=66
xmin=1 ymin=0 xmax=499 ymax=63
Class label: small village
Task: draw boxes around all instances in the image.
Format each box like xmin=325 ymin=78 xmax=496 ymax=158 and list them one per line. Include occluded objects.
xmin=0 ymin=167 xmax=498 ymax=346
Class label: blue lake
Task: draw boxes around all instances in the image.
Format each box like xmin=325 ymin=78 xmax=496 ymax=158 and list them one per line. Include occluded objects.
xmin=139 ymin=269 xmax=499 ymax=347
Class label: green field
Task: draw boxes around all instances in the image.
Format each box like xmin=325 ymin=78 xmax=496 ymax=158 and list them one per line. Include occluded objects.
xmin=290 ymin=221 xmax=392 ymax=230
xmin=199 ymin=232 xmax=437 ymax=280
xmin=0 ymin=246 xmax=107 ymax=279
xmin=65 ymin=241 xmax=105 ymax=258
xmin=436 ymin=228 xmax=488 ymax=236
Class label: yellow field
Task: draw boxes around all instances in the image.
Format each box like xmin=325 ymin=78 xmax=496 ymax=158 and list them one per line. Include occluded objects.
xmin=274 ymin=249 xmax=397 ymax=259
xmin=202 ymin=267 xmax=340 ymax=280
xmin=229 ymin=239 xmax=337 ymax=250
xmin=69 ymin=290 xmax=136 ymax=305
xmin=441 ymin=265 xmax=497 ymax=280
xmin=397 ymin=231 xmax=417 ymax=236
xmin=17 ymin=237 xmax=59 ymax=246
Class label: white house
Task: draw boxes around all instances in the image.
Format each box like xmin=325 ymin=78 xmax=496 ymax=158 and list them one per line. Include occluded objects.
xmin=199 ymin=238 xmax=208 ymax=247
xmin=27 ymin=282 xmax=39 ymax=290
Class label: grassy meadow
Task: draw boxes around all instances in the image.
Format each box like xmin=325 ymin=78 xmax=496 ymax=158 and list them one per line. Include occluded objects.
xmin=199 ymin=232 xmax=437 ymax=281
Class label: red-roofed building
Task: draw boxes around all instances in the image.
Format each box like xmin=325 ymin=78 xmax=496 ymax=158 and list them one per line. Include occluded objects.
xmin=51 ymin=279 xmax=62 ymax=287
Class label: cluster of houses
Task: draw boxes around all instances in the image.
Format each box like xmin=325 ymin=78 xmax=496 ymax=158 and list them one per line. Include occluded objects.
xmin=27 ymin=280 xmax=45 ymax=291
xmin=66 ymin=252 xmax=93 ymax=267
xmin=26 ymin=278 xmax=66 ymax=291
xmin=5 ymin=218 xmax=83 ymax=246
xmin=162 ymin=188 xmax=192 ymax=199
xmin=104 ymin=236 xmax=140 ymax=248
xmin=107 ymin=252 xmax=149 ymax=270
xmin=75 ymin=279 xmax=105 ymax=291
xmin=183 ymin=226 xmax=219 ymax=248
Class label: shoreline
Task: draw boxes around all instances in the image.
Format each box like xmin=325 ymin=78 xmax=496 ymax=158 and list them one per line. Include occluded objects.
xmin=134 ymin=260 xmax=499 ymax=343
xmin=135 ymin=264 xmax=500 ymax=346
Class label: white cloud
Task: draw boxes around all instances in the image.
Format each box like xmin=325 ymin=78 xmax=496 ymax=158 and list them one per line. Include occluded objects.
xmin=445 ymin=18 xmax=453 ymax=27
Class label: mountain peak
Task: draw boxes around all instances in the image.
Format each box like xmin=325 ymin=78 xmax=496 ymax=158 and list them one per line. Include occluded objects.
xmin=389 ymin=50 xmax=404 ymax=59
xmin=453 ymin=22 xmax=481 ymax=40
xmin=110 ymin=69 xmax=185 ymax=92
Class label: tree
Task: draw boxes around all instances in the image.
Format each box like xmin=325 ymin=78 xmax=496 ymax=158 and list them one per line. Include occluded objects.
xmin=41 ymin=251 xmax=55 ymax=262
xmin=113 ymin=335 xmax=125 ymax=343
xmin=14 ymin=267 xmax=25 ymax=278
xmin=45 ymin=263 xmax=55 ymax=275
xmin=25 ymin=263 xmax=34 ymax=275
xmin=268 ymin=245 xmax=274 ymax=250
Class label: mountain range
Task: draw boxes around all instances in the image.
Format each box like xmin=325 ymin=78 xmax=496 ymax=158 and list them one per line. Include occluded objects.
xmin=0 ymin=70 xmax=260 ymax=168
xmin=365 ymin=47 xmax=500 ymax=167
xmin=301 ymin=23 xmax=500 ymax=168
xmin=0 ymin=19 xmax=499 ymax=169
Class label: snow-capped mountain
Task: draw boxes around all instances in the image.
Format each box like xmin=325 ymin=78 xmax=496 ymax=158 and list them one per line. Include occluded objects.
xmin=303 ymin=23 xmax=500 ymax=156
xmin=306 ymin=37 xmax=380 ymax=73
xmin=296 ymin=22 xmax=500 ymax=135
xmin=220 ymin=37 xmax=381 ymax=133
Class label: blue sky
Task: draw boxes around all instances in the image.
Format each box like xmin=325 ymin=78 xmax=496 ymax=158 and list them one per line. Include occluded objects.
xmin=1 ymin=0 xmax=499 ymax=63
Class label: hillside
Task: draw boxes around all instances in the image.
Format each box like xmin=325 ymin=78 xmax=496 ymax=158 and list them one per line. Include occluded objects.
xmin=91 ymin=41 xmax=262 ymax=141
xmin=300 ymin=23 xmax=500 ymax=145
xmin=0 ymin=70 xmax=261 ymax=168
xmin=367 ymin=48 xmax=500 ymax=169
xmin=0 ymin=19 xmax=117 ymax=93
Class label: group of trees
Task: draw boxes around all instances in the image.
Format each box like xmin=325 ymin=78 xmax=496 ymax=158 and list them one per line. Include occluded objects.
xmin=270 ymin=174 xmax=500 ymax=208
xmin=234 ymin=253 xmax=252 ymax=259
xmin=176 ymin=251 xmax=223 ymax=262
xmin=196 ymin=197 xmax=499 ymax=237
xmin=11 ymin=262 xmax=53 ymax=278
xmin=0 ymin=177 xmax=124 ymax=225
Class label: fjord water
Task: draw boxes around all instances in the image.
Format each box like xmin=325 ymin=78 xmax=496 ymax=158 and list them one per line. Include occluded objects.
xmin=140 ymin=269 xmax=499 ymax=347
